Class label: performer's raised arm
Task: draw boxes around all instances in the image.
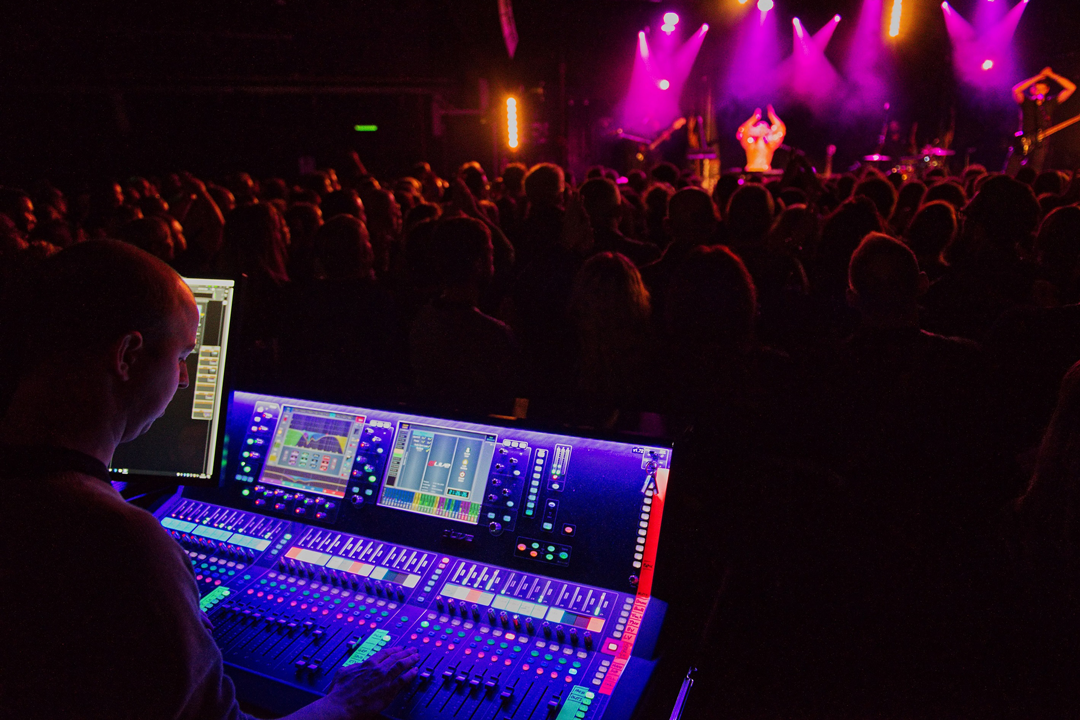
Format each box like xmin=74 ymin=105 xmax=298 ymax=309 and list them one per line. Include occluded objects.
xmin=1044 ymin=67 xmax=1076 ymax=103
xmin=766 ymin=105 xmax=786 ymax=149
xmin=1013 ymin=69 xmax=1048 ymax=104
xmin=737 ymin=108 xmax=762 ymax=144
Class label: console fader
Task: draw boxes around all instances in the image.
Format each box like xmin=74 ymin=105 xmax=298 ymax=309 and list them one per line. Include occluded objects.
xmin=154 ymin=391 xmax=673 ymax=719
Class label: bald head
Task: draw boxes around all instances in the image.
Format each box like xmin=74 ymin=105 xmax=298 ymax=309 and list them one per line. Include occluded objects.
xmin=2 ymin=240 xmax=190 ymax=377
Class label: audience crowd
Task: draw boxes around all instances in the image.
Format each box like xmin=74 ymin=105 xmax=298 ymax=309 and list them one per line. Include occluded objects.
xmin=4 ymin=150 xmax=1080 ymax=717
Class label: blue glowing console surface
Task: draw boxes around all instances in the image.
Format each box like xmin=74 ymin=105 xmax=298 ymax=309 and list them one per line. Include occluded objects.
xmin=154 ymin=390 xmax=672 ymax=719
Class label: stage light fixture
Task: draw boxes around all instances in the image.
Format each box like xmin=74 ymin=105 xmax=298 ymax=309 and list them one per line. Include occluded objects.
xmin=834 ymin=14 xmax=841 ymax=22
xmin=658 ymin=79 xmax=671 ymax=90
xmin=889 ymin=0 xmax=903 ymax=36
xmin=982 ymin=59 xmax=994 ymax=70
xmin=506 ymin=97 xmax=519 ymax=150
xmin=757 ymin=0 xmax=773 ymax=12
xmin=663 ymin=12 xmax=680 ymax=25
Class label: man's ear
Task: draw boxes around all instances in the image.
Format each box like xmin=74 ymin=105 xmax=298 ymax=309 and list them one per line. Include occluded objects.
xmin=113 ymin=331 xmax=145 ymax=381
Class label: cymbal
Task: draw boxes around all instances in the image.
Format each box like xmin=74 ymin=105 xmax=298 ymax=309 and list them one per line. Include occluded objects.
xmin=921 ymin=146 xmax=955 ymax=156
xmin=863 ymin=154 xmax=891 ymax=162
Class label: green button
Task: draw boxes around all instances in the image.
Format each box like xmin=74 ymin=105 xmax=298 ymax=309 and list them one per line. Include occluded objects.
xmin=544 ymin=653 xmax=553 ymax=661
xmin=401 ymin=616 xmax=409 ymax=622
xmin=559 ymin=552 xmax=569 ymax=559
xmin=475 ymin=635 xmax=483 ymax=641
xmin=348 ymin=603 xmax=356 ymax=608
xmin=531 ymin=543 xmax=539 ymax=549
xmin=558 ymin=658 xmax=567 ymax=664
xmin=546 ymin=554 xmax=554 ymax=561
xmin=302 ymin=591 xmax=310 ymax=596
xmin=572 ymin=661 xmax=582 ymax=668
xmin=487 ymin=639 xmax=496 ymax=645
xmin=530 ymin=650 xmax=539 ymax=657
xmin=241 ymin=489 xmax=250 ymax=496
xmin=547 ymin=546 xmax=555 ymax=552
xmin=421 ymin=621 xmax=430 ymax=628
xmin=513 ymin=645 xmax=522 ymax=652
xmin=201 ymin=563 xmax=209 ymax=569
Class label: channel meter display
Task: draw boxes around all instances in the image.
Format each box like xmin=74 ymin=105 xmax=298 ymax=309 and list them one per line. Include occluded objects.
xmin=379 ymin=423 xmax=498 ymax=525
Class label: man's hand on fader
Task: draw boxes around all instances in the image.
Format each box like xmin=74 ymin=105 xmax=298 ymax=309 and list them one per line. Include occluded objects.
xmin=321 ymin=646 xmax=420 ymax=719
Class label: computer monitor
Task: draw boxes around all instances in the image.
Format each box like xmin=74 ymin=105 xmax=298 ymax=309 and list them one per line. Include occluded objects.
xmin=109 ymin=277 xmax=235 ymax=482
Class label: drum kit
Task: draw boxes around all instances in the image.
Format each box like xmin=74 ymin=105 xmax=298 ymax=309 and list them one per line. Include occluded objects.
xmin=862 ymin=146 xmax=955 ymax=179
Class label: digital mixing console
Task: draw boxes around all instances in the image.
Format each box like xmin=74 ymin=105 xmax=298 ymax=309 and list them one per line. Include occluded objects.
xmin=154 ymin=390 xmax=673 ymax=719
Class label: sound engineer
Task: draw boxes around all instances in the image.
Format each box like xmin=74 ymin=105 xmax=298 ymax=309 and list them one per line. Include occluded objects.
xmin=0 ymin=240 xmax=419 ymax=719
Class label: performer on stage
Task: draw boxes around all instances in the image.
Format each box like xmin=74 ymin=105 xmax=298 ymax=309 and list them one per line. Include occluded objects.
xmin=1011 ymin=67 xmax=1075 ymax=172
xmin=737 ymin=105 xmax=786 ymax=172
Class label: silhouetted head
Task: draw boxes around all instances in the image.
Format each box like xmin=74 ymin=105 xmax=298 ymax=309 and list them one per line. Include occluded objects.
xmin=322 ymin=190 xmax=366 ymax=223
xmin=0 ymin=188 xmax=36 ymax=237
xmin=923 ymin=180 xmax=966 ymax=211
xmin=459 ymin=162 xmax=490 ymax=201
xmin=220 ymin=203 xmax=290 ymax=283
xmin=1033 ymin=170 xmax=1065 ymax=197
xmin=725 ymin=184 xmax=775 ymax=248
xmin=116 ymin=216 xmax=176 ymax=262
xmin=579 ymin=178 xmax=622 ymax=231
xmin=666 ymin=245 xmax=757 ymax=350
xmin=431 ymin=217 xmax=493 ymax=289
xmin=315 ymin=215 xmax=374 ymax=281
xmin=904 ymin=200 xmax=956 ymax=263
xmin=668 ymin=187 xmax=718 ymax=246
xmin=960 ymin=174 xmax=1040 ymax=260
xmin=855 ymin=177 xmax=898 ymax=220
xmin=1035 ymin=205 xmax=1080 ymax=282
xmin=501 ymin=164 xmax=528 ymax=196
xmin=848 ymin=232 xmax=927 ymax=323
xmin=524 ymin=164 xmax=565 ymax=207
xmin=650 ymin=162 xmax=680 ymax=187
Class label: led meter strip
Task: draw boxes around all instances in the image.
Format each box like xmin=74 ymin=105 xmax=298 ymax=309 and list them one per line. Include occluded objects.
xmin=598 ymin=467 xmax=668 ymax=695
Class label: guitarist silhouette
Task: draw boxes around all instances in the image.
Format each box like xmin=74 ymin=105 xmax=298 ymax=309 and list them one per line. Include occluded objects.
xmin=1007 ymin=67 xmax=1076 ymax=174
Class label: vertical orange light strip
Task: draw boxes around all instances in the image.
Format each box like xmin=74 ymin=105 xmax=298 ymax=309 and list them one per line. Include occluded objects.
xmin=506 ymin=97 xmax=519 ymax=149
xmin=889 ymin=0 xmax=903 ymax=37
